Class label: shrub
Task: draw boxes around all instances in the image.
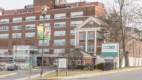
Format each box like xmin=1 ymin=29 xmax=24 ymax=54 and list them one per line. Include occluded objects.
xmin=77 ymin=65 xmax=86 ymax=70
xmin=96 ymin=63 xmax=105 ymax=71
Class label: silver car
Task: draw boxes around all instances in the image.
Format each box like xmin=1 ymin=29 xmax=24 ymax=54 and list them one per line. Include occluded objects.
xmin=0 ymin=64 xmax=5 ymax=70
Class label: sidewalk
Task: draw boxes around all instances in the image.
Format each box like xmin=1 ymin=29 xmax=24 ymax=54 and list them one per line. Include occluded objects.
xmin=35 ymin=67 xmax=142 ymax=80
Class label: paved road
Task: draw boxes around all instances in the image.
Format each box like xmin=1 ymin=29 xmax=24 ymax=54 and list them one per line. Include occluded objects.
xmin=68 ymin=69 xmax=142 ymax=80
xmin=0 ymin=66 xmax=55 ymax=80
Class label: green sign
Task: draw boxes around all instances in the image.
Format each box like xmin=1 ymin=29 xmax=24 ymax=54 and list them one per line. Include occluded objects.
xmin=101 ymin=43 xmax=119 ymax=57
xmin=29 ymin=60 xmax=33 ymax=69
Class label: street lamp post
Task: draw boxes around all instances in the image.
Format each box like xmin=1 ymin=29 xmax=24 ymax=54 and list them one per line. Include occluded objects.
xmin=40 ymin=11 xmax=46 ymax=78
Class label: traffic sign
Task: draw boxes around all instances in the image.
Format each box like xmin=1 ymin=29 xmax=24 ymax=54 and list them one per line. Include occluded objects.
xmin=29 ymin=60 xmax=33 ymax=69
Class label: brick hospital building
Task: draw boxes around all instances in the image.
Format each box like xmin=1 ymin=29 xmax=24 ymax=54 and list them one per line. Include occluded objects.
xmin=0 ymin=0 xmax=106 ymax=66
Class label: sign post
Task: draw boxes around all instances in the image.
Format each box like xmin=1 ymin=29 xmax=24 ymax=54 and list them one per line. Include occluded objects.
xmin=58 ymin=58 xmax=67 ymax=76
xmin=101 ymin=43 xmax=119 ymax=70
xmin=29 ymin=59 xmax=33 ymax=79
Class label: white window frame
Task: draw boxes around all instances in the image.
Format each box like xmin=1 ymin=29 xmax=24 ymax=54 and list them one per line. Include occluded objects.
xmin=70 ymin=30 xmax=75 ymax=35
xmin=39 ymin=40 xmax=50 ymax=46
xmin=80 ymin=33 xmax=85 ymax=40
xmin=12 ymin=25 xmax=22 ymax=30
xmin=25 ymin=24 xmax=35 ymax=30
xmin=0 ymin=19 xmax=9 ymax=24
xmin=26 ymin=16 xmax=36 ymax=21
xmin=25 ymin=32 xmax=35 ymax=37
xmin=54 ymin=13 xmax=66 ymax=19
xmin=70 ymin=39 xmax=75 ymax=45
xmin=13 ymin=17 xmax=22 ymax=23
xmin=0 ymin=26 xmax=9 ymax=31
xmin=70 ymin=21 xmax=83 ymax=27
xmin=54 ymin=22 xmax=66 ymax=28
xmin=39 ymin=15 xmax=50 ymax=20
xmin=39 ymin=23 xmax=50 ymax=26
xmin=54 ymin=49 xmax=65 ymax=54
xmin=88 ymin=32 xmax=94 ymax=40
xmin=71 ymin=11 xmax=83 ymax=18
xmin=54 ymin=31 xmax=65 ymax=36
xmin=12 ymin=33 xmax=21 ymax=38
xmin=0 ymin=34 xmax=9 ymax=39
xmin=80 ymin=45 xmax=85 ymax=51
xmin=54 ymin=39 xmax=65 ymax=45
xmin=88 ymin=45 xmax=94 ymax=53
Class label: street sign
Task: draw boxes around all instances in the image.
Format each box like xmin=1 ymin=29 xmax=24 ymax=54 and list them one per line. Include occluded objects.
xmin=29 ymin=60 xmax=33 ymax=69
xmin=58 ymin=58 xmax=66 ymax=68
xmin=101 ymin=43 xmax=119 ymax=57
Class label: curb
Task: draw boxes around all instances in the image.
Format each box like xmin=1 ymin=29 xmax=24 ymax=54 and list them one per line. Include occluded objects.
xmin=0 ymin=73 xmax=17 ymax=78
xmin=16 ymin=70 xmax=56 ymax=80
xmin=46 ymin=67 xmax=142 ymax=80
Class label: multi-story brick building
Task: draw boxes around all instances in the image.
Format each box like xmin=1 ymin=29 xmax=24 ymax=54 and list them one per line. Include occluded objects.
xmin=0 ymin=0 xmax=106 ymax=66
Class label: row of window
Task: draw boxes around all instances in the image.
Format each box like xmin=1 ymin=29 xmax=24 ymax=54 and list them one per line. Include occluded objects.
xmin=0 ymin=21 xmax=83 ymax=31
xmin=0 ymin=30 xmax=75 ymax=39
xmin=80 ymin=32 xmax=103 ymax=40
xmin=0 ymin=11 xmax=83 ymax=24
xmin=38 ymin=39 xmax=75 ymax=46
xmin=38 ymin=45 xmax=94 ymax=54
xmin=0 ymin=32 xmax=35 ymax=39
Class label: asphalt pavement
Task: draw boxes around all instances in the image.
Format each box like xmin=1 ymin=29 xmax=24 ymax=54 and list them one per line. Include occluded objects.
xmin=0 ymin=66 xmax=55 ymax=80
xmin=68 ymin=69 xmax=142 ymax=80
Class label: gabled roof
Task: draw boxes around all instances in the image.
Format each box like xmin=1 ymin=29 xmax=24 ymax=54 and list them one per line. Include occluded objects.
xmin=75 ymin=16 xmax=107 ymax=29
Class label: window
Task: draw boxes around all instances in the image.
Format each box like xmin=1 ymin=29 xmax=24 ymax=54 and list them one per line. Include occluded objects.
xmin=0 ymin=26 xmax=9 ymax=31
xmin=54 ymin=39 xmax=65 ymax=45
xmin=39 ymin=15 xmax=50 ymax=20
xmin=12 ymin=33 xmax=21 ymax=38
xmin=70 ymin=30 xmax=75 ymax=35
xmin=39 ymin=23 xmax=50 ymax=26
xmin=39 ymin=40 xmax=43 ymax=46
xmin=38 ymin=49 xmax=42 ymax=54
xmin=97 ymin=33 xmax=103 ymax=38
xmin=70 ymin=21 xmax=83 ymax=27
xmin=71 ymin=11 xmax=83 ymax=18
xmin=44 ymin=40 xmax=50 ymax=46
xmin=0 ymin=49 xmax=8 ymax=55
xmin=25 ymin=32 xmax=35 ymax=37
xmin=0 ymin=34 xmax=9 ymax=39
xmin=70 ymin=39 xmax=75 ymax=45
xmin=26 ymin=16 xmax=36 ymax=21
xmin=88 ymin=32 xmax=94 ymax=40
xmin=80 ymin=45 xmax=85 ymax=51
xmin=12 ymin=25 xmax=22 ymax=30
xmin=88 ymin=45 xmax=94 ymax=53
xmin=44 ymin=49 xmax=49 ymax=54
xmin=0 ymin=19 xmax=9 ymax=24
xmin=54 ymin=22 xmax=66 ymax=28
xmin=39 ymin=40 xmax=50 ymax=46
xmin=25 ymin=24 xmax=35 ymax=29
xmin=13 ymin=17 xmax=22 ymax=23
xmin=54 ymin=13 xmax=66 ymax=19
xmin=54 ymin=49 xmax=65 ymax=54
xmin=80 ymin=33 xmax=85 ymax=40
xmin=54 ymin=31 xmax=65 ymax=36
xmin=90 ymin=21 xmax=93 ymax=27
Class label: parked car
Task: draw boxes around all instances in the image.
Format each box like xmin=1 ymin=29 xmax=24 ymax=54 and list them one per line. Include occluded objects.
xmin=7 ymin=61 xmax=18 ymax=71
xmin=7 ymin=64 xmax=17 ymax=71
xmin=0 ymin=64 xmax=5 ymax=71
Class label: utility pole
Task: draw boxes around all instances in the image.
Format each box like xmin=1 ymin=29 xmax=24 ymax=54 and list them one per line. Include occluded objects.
xmin=40 ymin=10 xmax=46 ymax=78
